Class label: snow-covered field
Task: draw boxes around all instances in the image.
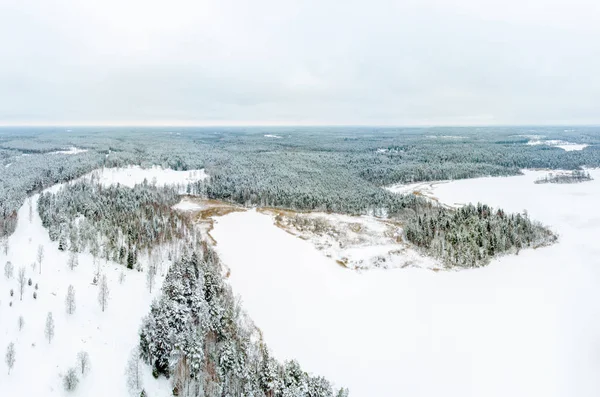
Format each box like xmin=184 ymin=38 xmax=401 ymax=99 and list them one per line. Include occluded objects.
xmin=527 ymin=139 xmax=589 ymax=151
xmin=211 ymin=169 xmax=600 ymax=397
xmin=52 ymin=146 xmax=89 ymax=155
xmin=84 ymin=166 xmax=208 ymax=189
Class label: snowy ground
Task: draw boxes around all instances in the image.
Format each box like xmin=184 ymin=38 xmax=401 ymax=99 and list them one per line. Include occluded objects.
xmin=527 ymin=139 xmax=589 ymax=151
xmin=84 ymin=166 xmax=208 ymax=189
xmin=52 ymin=146 xmax=89 ymax=155
xmin=0 ymin=167 xmax=196 ymax=396
xmin=259 ymin=209 xmax=439 ymax=270
xmin=211 ymin=169 xmax=600 ymax=397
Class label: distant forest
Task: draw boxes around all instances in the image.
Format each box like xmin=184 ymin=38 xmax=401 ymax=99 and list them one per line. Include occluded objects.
xmin=534 ymin=170 xmax=593 ymax=184
xmin=0 ymin=126 xmax=592 ymax=266
xmin=1 ymin=126 xmax=599 ymax=239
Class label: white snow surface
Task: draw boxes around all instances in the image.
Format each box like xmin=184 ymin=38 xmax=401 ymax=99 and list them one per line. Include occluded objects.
xmin=264 ymin=134 xmax=282 ymax=139
xmin=84 ymin=166 xmax=208 ymax=189
xmin=52 ymin=146 xmax=89 ymax=155
xmin=0 ymin=192 xmax=171 ymax=396
xmin=527 ymin=139 xmax=589 ymax=151
xmin=264 ymin=210 xmax=439 ymax=270
xmin=211 ymin=169 xmax=600 ymax=397
xmin=172 ymin=197 xmax=206 ymax=211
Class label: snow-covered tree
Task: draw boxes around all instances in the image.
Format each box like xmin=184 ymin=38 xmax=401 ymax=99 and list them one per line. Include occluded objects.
xmin=5 ymin=342 xmax=15 ymax=375
xmin=65 ymin=285 xmax=76 ymax=315
xmin=1 ymin=237 xmax=8 ymax=256
xmin=18 ymin=316 xmax=24 ymax=331
xmin=37 ymin=245 xmax=44 ymax=274
xmin=67 ymin=252 xmax=79 ymax=271
xmin=98 ymin=274 xmax=109 ymax=312
xmin=28 ymin=197 xmax=33 ymax=223
xmin=58 ymin=234 xmax=67 ymax=251
xmin=63 ymin=367 xmax=79 ymax=391
xmin=4 ymin=261 xmax=13 ymax=279
xmin=336 ymin=387 xmax=350 ymax=397
xmin=17 ymin=266 xmax=26 ymax=301
xmin=45 ymin=312 xmax=55 ymax=343
xmin=126 ymin=346 xmax=143 ymax=396
xmin=146 ymin=263 xmax=156 ymax=293
xmin=77 ymin=351 xmax=90 ymax=376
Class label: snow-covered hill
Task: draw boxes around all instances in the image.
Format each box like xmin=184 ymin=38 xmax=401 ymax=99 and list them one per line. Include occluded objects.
xmin=0 ymin=167 xmax=206 ymax=396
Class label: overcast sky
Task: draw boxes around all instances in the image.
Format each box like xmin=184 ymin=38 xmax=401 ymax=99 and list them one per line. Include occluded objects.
xmin=0 ymin=0 xmax=599 ymax=126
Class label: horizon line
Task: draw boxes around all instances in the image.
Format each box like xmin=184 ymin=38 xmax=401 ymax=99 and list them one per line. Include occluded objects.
xmin=0 ymin=122 xmax=599 ymax=128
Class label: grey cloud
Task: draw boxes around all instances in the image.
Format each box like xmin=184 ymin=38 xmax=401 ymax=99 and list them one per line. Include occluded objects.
xmin=0 ymin=0 xmax=599 ymax=125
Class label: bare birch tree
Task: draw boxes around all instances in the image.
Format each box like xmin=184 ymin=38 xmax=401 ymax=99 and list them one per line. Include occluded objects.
xmin=37 ymin=245 xmax=44 ymax=274
xmin=98 ymin=274 xmax=109 ymax=312
xmin=65 ymin=285 xmax=76 ymax=315
xmin=45 ymin=312 xmax=55 ymax=343
xmin=125 ymin=347 xmax=143 ymax=396
xmin=77 ymin=351 xmax=90 ymax=376
xmin=17 ymin=266 xmax=26 ymax=301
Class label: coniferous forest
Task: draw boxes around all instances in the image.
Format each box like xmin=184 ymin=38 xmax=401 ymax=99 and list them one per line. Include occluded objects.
xmin=0 ymin=126 xmax=597 ymax=396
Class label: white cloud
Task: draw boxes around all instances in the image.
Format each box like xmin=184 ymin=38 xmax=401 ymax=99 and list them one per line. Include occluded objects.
xmin=0 ymin=0 xmax=599 ymax=125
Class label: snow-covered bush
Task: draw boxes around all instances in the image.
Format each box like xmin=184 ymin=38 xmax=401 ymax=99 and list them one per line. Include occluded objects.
xmin=4 ymin=261 xmax=13 ymax=279
xmin=63 ymin=368 xmax=79 ymax=391
xmin=5 ymin=342 xmax=15 ymax=375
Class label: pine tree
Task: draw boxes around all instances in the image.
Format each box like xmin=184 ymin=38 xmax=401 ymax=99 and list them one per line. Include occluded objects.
xmin=127 ymin=249 xmax=135 ymax=270
xmin=58 ymin=234 xmax=67 ymax=251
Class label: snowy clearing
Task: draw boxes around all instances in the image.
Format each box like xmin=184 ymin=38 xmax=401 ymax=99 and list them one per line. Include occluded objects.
xmin=259 ymin=208 xmax=439 ymax=270
xmin=52 ymin=146 xmax=89 ymax=155
xmin=527 ymin=139 xmax=589 ymax=151
xmin=211 ymin=169 xmax=600 ymax=397
xmin=173 ymin=197 xmax=206 ymax=211
xmin=0 ymin=189 xmax=171 ymax=397
xmin=84 ymin=166 xmax=208 ymax=189
xmin=264 ymin=134 xmax=282 ymax=138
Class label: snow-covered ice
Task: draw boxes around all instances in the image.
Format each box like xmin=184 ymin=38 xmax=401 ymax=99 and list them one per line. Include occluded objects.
xmin=261 ymin=209 xmax=439 ymax=270
xmin=211 ymin=169 xmax=600 ymax=397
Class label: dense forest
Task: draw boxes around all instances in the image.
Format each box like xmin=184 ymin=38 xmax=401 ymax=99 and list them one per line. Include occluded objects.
xmin=405 ymin=203 xmax=556 ymax=267
xmin=534 ymin=170 xmax=593 ymax=184
xmin=37 ymin=180 xmax=190 ymax=268
xmin=140 ymin=245 xmax=346 ymax=397
xmin=36 ymin=179 xmax=344 ymax=396
xmin=2 ymin=126 xmax=600 ymax=239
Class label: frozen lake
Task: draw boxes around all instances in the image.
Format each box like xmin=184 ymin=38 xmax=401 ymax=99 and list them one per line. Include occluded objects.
xmin=212 ymin=169 xmax=600 ymax=397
